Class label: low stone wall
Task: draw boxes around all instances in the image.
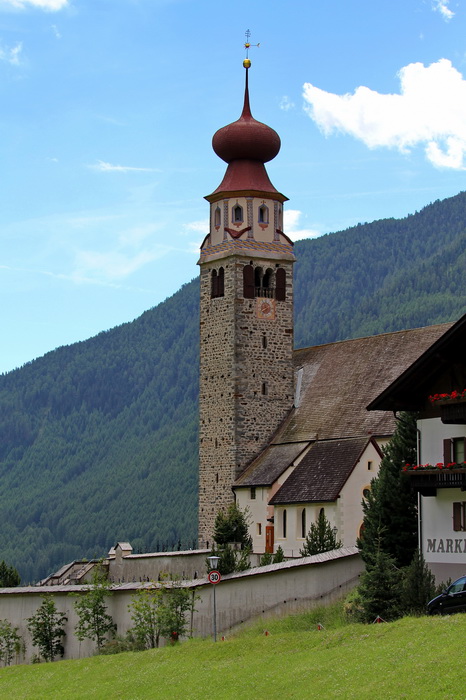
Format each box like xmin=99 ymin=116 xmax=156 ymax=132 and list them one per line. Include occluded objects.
xmin=0 ymin=547 xmax=362 ymax=664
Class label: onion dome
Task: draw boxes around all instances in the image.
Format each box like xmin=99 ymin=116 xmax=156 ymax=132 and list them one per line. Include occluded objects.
xmin=212 ymin=67 xmax=281 ymax=164
xmin=206 ymin=63 xmax=287 ymax=202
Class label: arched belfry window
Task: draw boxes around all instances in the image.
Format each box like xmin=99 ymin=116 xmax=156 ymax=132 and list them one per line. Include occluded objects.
xmin=243 ymin=264 xmax=254 ymax=299
xmin=275 ymin=267 xmax=286 ymax=301
xmin=218 ymin=267 xmax=224 ymax=297
xmin=214 ymin=206 xmax=221 ymax=227
xmin=233 ymin=204 xmax=243 ymax=223
xmin=263 ymin=268 xmax=273 ymax=289
xmin=258 ymin=204 xmax=269 ymax=224
xmin=211 ymin=267 xmax=224 ymax=298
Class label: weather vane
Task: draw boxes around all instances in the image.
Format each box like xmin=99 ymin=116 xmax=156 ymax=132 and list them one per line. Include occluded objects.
xmin=243 ymin=29 xmax=260 ymax=68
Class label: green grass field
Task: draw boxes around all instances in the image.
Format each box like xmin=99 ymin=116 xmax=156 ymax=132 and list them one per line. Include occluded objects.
xmin=0 ymin=606 xmax=465 ymax=699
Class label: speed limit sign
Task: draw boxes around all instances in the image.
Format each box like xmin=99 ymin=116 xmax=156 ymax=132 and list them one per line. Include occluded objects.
xmin=208 ymin=570 xmax=221 ymax=584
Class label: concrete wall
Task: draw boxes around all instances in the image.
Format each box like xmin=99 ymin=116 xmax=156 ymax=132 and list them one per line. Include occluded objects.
xmin=108 ymin=549 xmax=209 ymax=583
xmin=0 ymin=548 xmax=361 ymax=664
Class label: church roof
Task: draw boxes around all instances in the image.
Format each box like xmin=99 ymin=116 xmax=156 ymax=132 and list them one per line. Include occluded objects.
xmin=269 ymin=436 xmax=374 ymax=505
xmin=234 ymin=442 xmax=308 ymax=488
xmin=280 ymin=323 xmax=451 ymax=444
xmin=233 ymin=322 xmax=451 ymax=490
xmin=368 ymin=312 xmax=466 ymax=412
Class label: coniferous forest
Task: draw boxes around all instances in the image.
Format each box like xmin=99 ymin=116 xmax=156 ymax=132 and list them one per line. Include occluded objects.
xmin=1 ymin=191 xmax=466 ymax=583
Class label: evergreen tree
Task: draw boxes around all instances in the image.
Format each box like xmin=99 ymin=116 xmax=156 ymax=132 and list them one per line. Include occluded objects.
xmin=27 ymin=595 xmax=67 ymax=662
xmin=73 ymin=565 xmax=115 ymax=651
xmin=209 ymin=504 xmax=252 ymax=575
xmin=273 ymin=545 xmax=285 ymax=563
xmin=400 ymin=549 xmax=436 ymax=615
xmin=0 ymin=561 xmax=20 ymax=587
xmin=357 ymin=411 xmax=418 ymax=568
xmin=300 ymin=510 xmax=342 ymax=556
xmin=357 ymin=545 xmax=402 ymax=623
xmin=213 ymin=503 xmax=252 ymax=547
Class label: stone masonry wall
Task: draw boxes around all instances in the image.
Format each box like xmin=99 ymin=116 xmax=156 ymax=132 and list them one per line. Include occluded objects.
xmin=198 ymin=254 xmax=294 ymax=548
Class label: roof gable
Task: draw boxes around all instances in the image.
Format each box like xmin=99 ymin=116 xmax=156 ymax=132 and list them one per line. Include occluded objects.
xmin=269 ymin=436 xmax=372 ymax=505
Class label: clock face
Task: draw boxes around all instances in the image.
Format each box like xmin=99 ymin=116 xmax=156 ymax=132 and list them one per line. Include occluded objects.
xmin=256 ymin=297 xmax=276 ymax=320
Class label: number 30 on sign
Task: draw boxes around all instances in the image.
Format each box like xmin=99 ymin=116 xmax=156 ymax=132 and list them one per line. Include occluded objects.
xmin=208 ymin=570 xmax=221 ymax=584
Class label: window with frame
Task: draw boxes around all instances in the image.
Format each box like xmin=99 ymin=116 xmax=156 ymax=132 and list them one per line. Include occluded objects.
xmin=211 ymin=267 xmax=224 ymax=298
xmin=444 ymin=437 xmax=466 ymax=464
xmin=453 ymin=502 xmax=466 ymax=531
xmin=258 ymin=204 xmax=269 ymax=224
xmin=301 ymin=508 xmax=306 ymax=538
xmin=232 ymin=204 xmax=243 ymax=223
xmin=250 ymin=486 xmax=256 ymax=500
xmin=282 ymin=509 xmax=287 ymax=538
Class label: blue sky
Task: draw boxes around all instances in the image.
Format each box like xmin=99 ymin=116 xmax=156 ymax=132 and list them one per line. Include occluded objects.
xmin=1 ymin=0 xmax=465 ymax=373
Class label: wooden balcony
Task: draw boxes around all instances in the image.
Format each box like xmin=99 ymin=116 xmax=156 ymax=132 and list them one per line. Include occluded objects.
xmin=406 ymin=468 xmax=466 ymax=496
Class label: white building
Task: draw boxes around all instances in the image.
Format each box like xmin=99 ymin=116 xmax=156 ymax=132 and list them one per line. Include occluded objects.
xmin=369 ymin=313 xmax=466 ymax=581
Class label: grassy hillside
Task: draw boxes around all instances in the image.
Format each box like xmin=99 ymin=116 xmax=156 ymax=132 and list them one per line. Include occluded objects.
xmin=0 ymin=608 xmax=465 ymax=698
xmin=1 ymin=192 xmax=466 ymax=582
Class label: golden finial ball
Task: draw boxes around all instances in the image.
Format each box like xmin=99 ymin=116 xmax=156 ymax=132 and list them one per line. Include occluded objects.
xmin=243 ymin=58 xmax=251 ymax=69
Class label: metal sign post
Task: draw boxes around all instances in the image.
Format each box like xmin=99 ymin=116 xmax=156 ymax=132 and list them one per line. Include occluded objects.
xmin=207 ymin=568 xmax=221 ymax=642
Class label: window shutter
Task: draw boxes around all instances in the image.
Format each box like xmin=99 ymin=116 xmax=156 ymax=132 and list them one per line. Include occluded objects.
xmin=275 ymin=267 xmax=286 ymax=301
xmin=453 ymin=502 xmax=462 ymax=531
xmin=243 ymin=265 xmax=254 ymax=299
xmin=443 ymin=438 xmax=453 ymax=465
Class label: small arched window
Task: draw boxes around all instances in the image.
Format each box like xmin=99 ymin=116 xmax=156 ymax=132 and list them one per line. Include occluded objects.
xmin=282 ymin=509 xmax=287 ymax=538
xmin=258 ymin=204 xmax=269 ymax=224
xmin=263 ymin=268 xmax=273 ymax=288
xmin=211 ymin=267 xmax=224 ymax=298
xmin=275 ymin=267 xmax=286 ymax=301
xmin=218 ymin=267 xmax=224 ymax=297
xmin=243 ymin=264 xmax=254 ymax=299
xmin=214 ymin=206 xmax=221 ymax=227
xmin=211 ymin=269 xmax=218 ymax=298
xmin=233 ymin=204 xmax=243 ymax=223
xmin=301 ymin=508 xmax=306 ymax=538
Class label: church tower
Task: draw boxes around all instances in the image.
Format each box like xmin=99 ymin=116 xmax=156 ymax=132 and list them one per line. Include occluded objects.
xmin=198 ymin=56 xmax=295 ymax=548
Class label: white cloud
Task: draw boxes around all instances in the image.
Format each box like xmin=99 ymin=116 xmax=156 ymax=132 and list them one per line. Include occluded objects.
xmin=280 ymin=96 xmax=295 ymax=112
xmin=0 ymin=0 xmax=69 ymax=9
xmin=183 ymin=218 xmax=209 ymax=253
xmin=73 ymin=223 xmax=169 ymax=281
xmin=432 ymin=0 xmax=454 ymax=21
xmin=303 ymin=59 xmax=466 ymax=170
xmin=284 ymin=209 xmax=321 ymax=241
xmin=90 ymin=160 xmax=159 ymax=173
xmin=0 ymin=41 xmax=22 ymax=65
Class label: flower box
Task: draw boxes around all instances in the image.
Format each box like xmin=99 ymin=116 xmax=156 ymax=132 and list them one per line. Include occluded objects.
xmin=440 ymin=402 xmax=466 ymax=424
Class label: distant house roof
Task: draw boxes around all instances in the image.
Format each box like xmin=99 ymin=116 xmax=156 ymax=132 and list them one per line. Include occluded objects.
xmin=234 ymin=323 xmax=450 ymax=489
xmin=269 ymin=437 xmax=376 ymax=505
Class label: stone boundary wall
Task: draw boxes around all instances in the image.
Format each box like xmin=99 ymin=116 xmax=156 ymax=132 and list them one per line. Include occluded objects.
xmin=0 ymin=548 xmax=361 ymax=664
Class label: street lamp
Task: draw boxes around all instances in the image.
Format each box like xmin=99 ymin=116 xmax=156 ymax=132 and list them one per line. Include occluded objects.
xmin=207 ymin=555 xmax=221 ymax=642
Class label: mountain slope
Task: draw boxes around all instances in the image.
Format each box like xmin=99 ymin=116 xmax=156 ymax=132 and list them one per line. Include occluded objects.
xmin=1 ymin=191 xmax=466 ymax=582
